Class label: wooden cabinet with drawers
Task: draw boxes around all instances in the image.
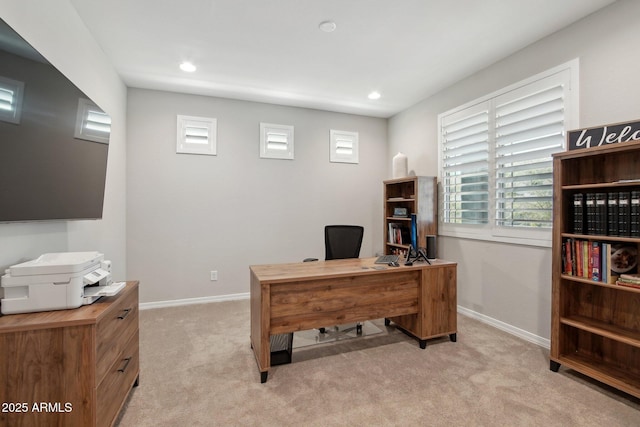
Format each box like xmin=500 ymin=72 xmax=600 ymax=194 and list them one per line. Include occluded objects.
xmin=0 ymin=281 xmax=139 ymax=427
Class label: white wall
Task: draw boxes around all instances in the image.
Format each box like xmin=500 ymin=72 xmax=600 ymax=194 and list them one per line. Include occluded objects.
xmin=127 ymin=89 xmax=387 ymax=303
xmin=4 ymin=0 xmax=634 ymax=345
xmin=0 ymin=0 xmax=127 ymax=280
xmin=388 ymin=0 xmax=640 ymax=342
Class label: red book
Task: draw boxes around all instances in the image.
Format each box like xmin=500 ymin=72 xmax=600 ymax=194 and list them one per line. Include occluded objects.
xmin=576 ymin=240 xmax=582 ymax=277
xmin=564 ymin=239 xmax=573 ymax=275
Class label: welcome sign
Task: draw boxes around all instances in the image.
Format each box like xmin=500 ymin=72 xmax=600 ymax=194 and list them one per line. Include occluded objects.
xmin=568 ymin=119 xmax=640 ymax=150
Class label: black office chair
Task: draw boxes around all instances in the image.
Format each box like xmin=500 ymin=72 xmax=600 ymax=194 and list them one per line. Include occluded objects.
xmin=304 ymin=225 xmax=364 ymax=334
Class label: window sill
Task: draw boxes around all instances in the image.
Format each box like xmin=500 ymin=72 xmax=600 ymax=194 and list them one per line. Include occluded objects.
xmin=439 ymin=228 xmax=552 ymax=248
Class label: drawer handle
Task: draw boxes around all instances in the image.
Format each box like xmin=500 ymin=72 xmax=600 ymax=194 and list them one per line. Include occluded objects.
xmin=118 ymin=357 xmax=132 ymax=373
xmin=118 ymin=308 xmax=132 ymax=320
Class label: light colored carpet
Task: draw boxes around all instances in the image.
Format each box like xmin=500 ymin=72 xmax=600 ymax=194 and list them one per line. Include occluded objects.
xmin=115 ymin=299 xmax=640 ymax=426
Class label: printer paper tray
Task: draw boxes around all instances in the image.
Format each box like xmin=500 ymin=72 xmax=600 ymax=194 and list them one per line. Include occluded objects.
xmin=83 ymin=281 xmax=126 ymax=299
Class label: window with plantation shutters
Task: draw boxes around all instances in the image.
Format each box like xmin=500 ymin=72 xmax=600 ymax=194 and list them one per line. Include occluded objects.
xmin=438 ymin=60 xmax=578 ymax=246
xmin=0 ymin=76 xmax=24 ymax=124
xmin=260 ymin=123 xmax=294 ymax=160
xmin=176 ymin=115 xmax=217 ymax=155
xmin=74 ymin=98 xmax=111 ymax=144
xmin=330 ymin=129 xmax=359 ymax=164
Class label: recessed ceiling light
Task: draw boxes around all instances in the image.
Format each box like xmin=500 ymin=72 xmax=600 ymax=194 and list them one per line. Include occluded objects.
xmin=368 ymin=91 xmax=381 ymax=100
xmin=319 ymin=20 xmax=337 ymax=33
xmin=180 ymin=62 xmax=196 ymax=72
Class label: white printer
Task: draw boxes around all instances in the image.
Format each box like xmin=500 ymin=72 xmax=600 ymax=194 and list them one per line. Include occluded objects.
xmin=0 ymin=251 xmax=125 ymax=315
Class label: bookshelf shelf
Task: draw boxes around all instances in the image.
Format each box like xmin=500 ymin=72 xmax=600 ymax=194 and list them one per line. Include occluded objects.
xmin=556 ymin=353 xmax=640 ymax=399
xmin=560 ymin=315 xmax=640 ymax=348
xmin=386 ymin=217 xmax=412 ymax=221
xmin=383 ymin=177 xmax=437 ymax=258
xmin=387 ymin=198 xmax=416 ymax=203
xmin=551 ymin=140 xmax=640 ymax=399
xmin=561 ymin=232 xmax=640 ymax=243
xmin=560 ymin=274 xmax=640 ymax=293
xmin=562 ymin=181 xmax=640 ymax=190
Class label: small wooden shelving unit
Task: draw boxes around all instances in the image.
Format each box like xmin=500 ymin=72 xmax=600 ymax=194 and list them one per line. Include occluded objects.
xmin=383 ymin=176 xmax=437 ymax=256
xmin=551 ymin=140 xmax=640 ymax=399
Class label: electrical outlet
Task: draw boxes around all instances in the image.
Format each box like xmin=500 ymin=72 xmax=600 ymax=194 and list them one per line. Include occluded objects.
xmin=210 ymin=270 xmax=218 ymax=281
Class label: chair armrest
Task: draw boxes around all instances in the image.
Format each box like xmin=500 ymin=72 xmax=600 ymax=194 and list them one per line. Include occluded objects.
xmin=303 ymin=258 xmax=319 ymax=262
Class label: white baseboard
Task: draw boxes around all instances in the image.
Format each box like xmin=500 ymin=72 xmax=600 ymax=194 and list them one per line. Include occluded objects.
xmin=457 ymin=305 xmax=550 ymax=349
xmin=139 ymin=292 xmax=249 ymax=310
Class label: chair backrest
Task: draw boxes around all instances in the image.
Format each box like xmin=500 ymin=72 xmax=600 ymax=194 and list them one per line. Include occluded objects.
xmin=324 ymin=225 xmax=364 ymax=260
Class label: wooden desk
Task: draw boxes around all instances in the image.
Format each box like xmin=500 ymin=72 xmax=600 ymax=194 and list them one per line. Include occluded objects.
xmin=250 ymin=258 xmax=457 ymax=383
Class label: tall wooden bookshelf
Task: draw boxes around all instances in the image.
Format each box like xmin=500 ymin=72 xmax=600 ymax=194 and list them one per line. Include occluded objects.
xmin=383 ymin=176 xmax=437 ymax=257
xmin=550 ymin=140 xmax=640 ymax=399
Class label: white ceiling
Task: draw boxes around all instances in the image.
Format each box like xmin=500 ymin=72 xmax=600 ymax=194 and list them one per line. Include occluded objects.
xmin=70 ymin=0 xmax=616 ymax=118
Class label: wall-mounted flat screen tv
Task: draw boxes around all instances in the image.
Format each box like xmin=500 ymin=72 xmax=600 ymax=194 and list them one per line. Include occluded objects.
xmin=0 ymin=18 xmax=110 ymax=222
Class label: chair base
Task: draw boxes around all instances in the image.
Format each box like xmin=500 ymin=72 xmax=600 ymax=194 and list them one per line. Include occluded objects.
xmin=318 ymin=323 xmax=362 ymax=335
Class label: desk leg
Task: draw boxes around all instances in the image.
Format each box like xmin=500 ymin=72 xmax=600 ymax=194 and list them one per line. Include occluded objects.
xmin=250 ymin=336 xmax=270 ymax=383
xmin=251 ymin=275 xmax=272 ymax=383
xmin=449 ymin=333 xmax=457 ymax=342
xmin=419 ymin=339 xmax=427 ymax=349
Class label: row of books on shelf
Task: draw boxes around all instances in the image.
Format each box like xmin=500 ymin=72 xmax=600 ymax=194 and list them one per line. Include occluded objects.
xmin=388 ymin=223 xmax=409 ymax=245
xmin=562 ymin=238 xmax=638 ymax=284
xmin=573 ymin=191 xmax=640 ymax=236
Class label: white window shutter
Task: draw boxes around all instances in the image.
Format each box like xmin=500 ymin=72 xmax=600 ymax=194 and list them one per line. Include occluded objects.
xmin=440 ymin=102 xmax=490 ymax=225
xmin=74 ymin=98 xmax=111 ymax=144
xmin=177 ymin=115 xmax=217 ymax=155
xmin=494 ymin=75 xmax=568 ymax=229
xmin=260 ymin=123 xmax=294 ymax=159
xmin=0 ymin=76 xmax=25 ymax=124
xmin=330 ymin=130 xmax=359 ymax=164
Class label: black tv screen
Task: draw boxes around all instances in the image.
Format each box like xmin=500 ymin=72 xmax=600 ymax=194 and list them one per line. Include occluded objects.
xmin=0 ymin=18 xmax=110 ymax=222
